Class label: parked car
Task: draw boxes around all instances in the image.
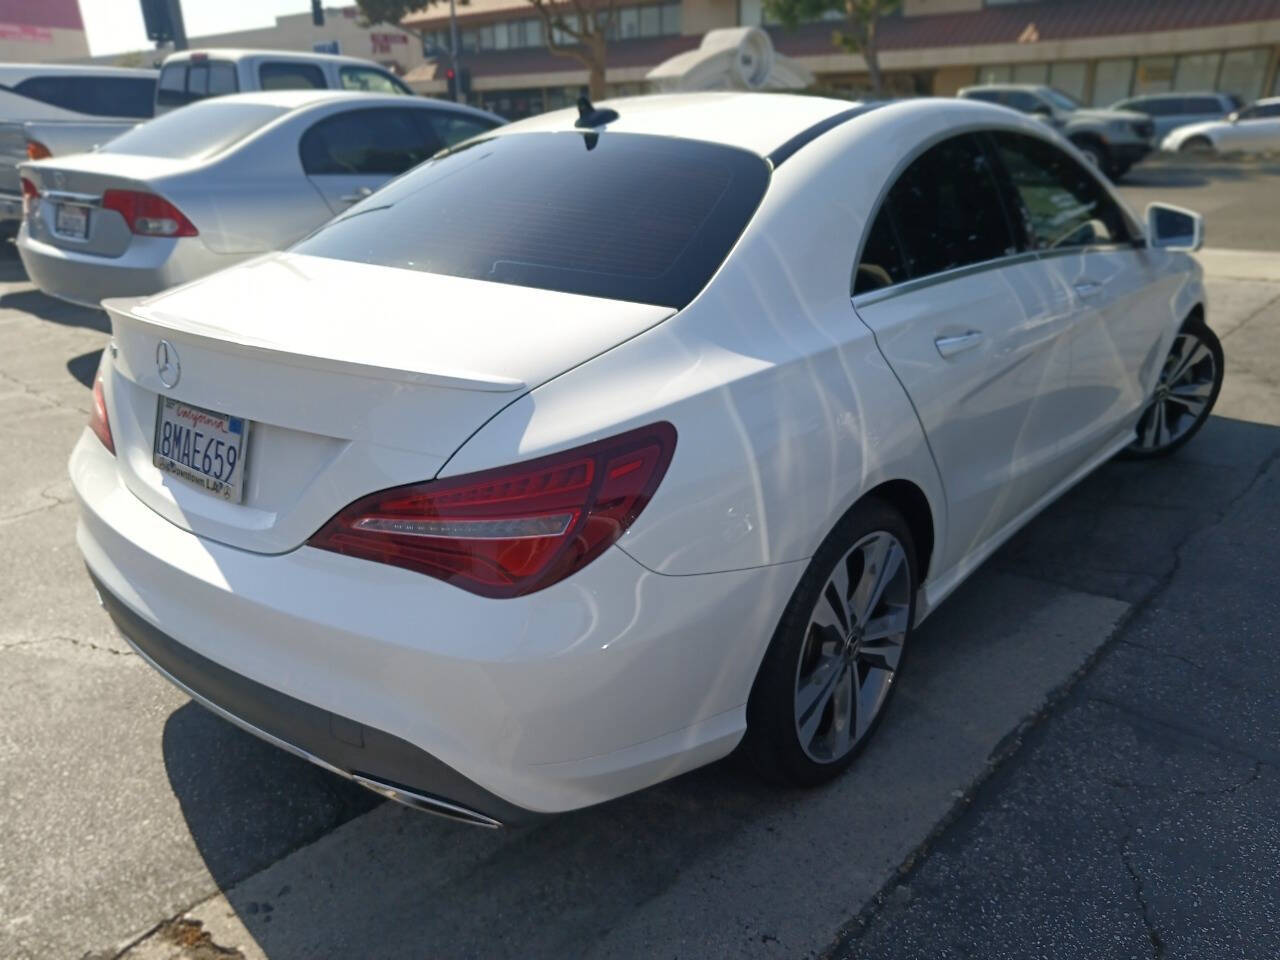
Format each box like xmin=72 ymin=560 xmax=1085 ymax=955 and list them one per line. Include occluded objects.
xmin=1161 ymin=96 xmax=1280 ymax=155
xmin=0 ymin=64 xmax=156 ymax=234
xmin=1109 ymin=91 xmax=1240 ymax=140
xmin=70 ymin=94 xmax=1222 ymax=826
xmin=18 ymin=90 xmax=501 ymax=308
xmin=957 ymin=83 xmax=1155 ymax=178
xmin=155 ymin=49 xmax=413 ymax=115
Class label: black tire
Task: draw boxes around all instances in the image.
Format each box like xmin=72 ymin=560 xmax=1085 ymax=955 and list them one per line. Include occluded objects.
xmin=1072 ymin=138 xmax=1109 ymax=176
xmin=1121 ymin=316 xmax=1224 ymax=460
xmin=1179 ymin=136 xmax=1214 ymax=156
xmin=744 ymin=497 xmax=918 ymax=787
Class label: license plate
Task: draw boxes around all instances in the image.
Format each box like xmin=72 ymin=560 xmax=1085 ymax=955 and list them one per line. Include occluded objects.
xmin=54 ymin=202 xmax=89 ymax=239
xmin=153 ymin=397 xmax=250 ymax=503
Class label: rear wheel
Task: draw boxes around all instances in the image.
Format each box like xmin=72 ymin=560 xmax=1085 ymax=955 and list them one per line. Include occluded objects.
xmin=1073 ymin=138 xmax=1109 ymax=175
xmin=744 ymin=498 xmax=916 ymax=786
xmin=1123 ymin=318 xmax=1223 ymax=459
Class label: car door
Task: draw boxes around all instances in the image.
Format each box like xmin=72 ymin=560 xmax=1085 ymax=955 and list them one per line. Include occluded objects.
xmin=299 ymin=107 xmax=444 ymax=214
xmin=1228 ymin=102 xmax=1280 ymax=152
xmin=989 ymin=130 xmax=1168 ymax=467
xmin=853 ymin=133 xmax=1078 ymax=571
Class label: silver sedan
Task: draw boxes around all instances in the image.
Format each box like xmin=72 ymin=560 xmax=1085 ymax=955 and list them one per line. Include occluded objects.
xmin=16 ymin=90 xmax=502 ymax=308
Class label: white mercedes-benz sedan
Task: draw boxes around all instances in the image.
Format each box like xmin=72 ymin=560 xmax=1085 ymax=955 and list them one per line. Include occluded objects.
xmin=72 ymin=93 xmax=1223 ymax=827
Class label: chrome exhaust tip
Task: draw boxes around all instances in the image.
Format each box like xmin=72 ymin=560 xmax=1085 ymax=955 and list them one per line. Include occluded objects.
xmin=351 ymin=774 xmax=503 ymax=829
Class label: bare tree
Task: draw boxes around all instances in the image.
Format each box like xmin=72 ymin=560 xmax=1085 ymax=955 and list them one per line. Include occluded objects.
xmin=527 ymin=0 xmax=619 ymax=101
xmin=765 ymin=0 xmax=901 ymax=97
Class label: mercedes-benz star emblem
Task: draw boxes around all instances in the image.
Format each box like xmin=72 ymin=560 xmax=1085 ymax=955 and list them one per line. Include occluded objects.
xmin=156 ymin=340 xmax=181 ymax=389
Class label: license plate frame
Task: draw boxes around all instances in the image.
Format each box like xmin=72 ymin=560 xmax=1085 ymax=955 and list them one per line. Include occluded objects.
xmin=152 ymin=397 xmax=251 ymax=503
xmin=54 ymin=202 xmax=89 ymax=240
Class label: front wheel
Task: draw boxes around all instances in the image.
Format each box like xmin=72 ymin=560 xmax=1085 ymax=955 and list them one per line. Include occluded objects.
xmin=744 ymin=498 xmax=917 ymax=787
xmin=1124 ymin=319 xmax=1223 ymax=459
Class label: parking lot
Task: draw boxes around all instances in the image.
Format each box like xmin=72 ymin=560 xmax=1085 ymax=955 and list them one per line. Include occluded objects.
xmin=2 ymin=162 xmax=1279 ymax=959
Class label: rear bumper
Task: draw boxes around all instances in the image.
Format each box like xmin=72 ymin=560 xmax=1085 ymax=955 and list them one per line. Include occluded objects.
xmin=92 ymin=569 xmax=529 ymax=827
xmin=16 ymin=228 xmax=235 ymax=308
xmin=70 ymin=428 xmax=802 ymax=816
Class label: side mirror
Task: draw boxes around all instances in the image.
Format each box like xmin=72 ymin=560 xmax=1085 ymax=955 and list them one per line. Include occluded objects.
xmin=1227 ymin=111 xmax=1240 ymax=123
xmin=1146 ymin=202 xmax=1203 ymax=253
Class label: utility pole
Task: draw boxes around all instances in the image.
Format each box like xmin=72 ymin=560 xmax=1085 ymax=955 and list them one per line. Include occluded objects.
xmin=448 ymin=0 xmax=462 ymax=103
xmin=164 ymin=0 xmax=188 ymax=50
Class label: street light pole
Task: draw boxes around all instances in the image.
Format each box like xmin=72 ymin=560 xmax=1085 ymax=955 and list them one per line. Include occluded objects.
xmin=164 ymin=0 xmax=188 ymax=50
xmin=448 ymin=0 xmax=462 ymax=103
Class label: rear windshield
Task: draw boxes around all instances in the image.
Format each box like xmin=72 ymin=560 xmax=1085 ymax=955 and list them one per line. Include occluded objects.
xmin=10 ymin=75 xmax=155 ymax=119
xmin=101 ymin=102 xmax=287 ymax=160
xmin=293 ymin=131 xmax=771 ymax=309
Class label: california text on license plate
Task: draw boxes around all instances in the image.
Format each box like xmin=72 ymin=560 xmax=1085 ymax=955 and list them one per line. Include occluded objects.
xmin=153 ymin=397 xmax=250 ymax=503
xmin=54 ymin=203 xmax=89 ymax=239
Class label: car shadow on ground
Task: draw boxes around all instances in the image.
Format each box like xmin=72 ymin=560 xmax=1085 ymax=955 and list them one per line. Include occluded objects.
xmin=155 ymin=413 xmax=1280 ymax=958
xmin=66 ymin=349 xmax=103 ymax=389
xmin=0 ymin=287 xmax=108 ymax=333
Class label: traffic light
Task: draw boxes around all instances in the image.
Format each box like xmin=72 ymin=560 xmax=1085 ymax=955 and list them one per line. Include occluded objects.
xmin=446 ymin=67 xmax=457 ymax=100
xmin=139 ymin=0 xmax=174 ymax=43
xmin=312 ymin=0 xmax=325 ymax=27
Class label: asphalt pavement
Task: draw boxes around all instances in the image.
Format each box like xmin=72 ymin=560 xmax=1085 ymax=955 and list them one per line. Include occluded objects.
xmin=1 ymin=162 xmax=1278 ymax=959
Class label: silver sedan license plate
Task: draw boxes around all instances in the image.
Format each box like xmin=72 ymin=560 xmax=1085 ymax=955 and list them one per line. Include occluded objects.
xmin=54 ymin=203 xmax=89 ymax=239
xmin=153 ymin=397 xmax=250 ymax=502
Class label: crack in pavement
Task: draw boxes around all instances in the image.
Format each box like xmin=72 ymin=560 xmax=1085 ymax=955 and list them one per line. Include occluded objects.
xmin=0 ymin=483 xmax=75 ymax=526
xmin=0 ymin=365 xmax=87 ymax=415
xmin=0 ymin=634 xmax=134 ymax=657
xmin=1110 ymin=794 xmax=1166 ymax=959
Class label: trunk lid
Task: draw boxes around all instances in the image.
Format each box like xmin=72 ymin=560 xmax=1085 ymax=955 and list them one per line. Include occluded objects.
xmin=104 ymin=252 xmax=674 ymax=553
xmin=22 ymin=153 xmax=192 ymax=257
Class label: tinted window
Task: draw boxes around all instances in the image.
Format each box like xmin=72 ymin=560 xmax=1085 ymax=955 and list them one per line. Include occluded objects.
xmin=260 ymin=62 xmax=326 ymax=90
xmin=101 ymin=102 xmax=286 ymax=159
xmin=1005 ymin=91 xmax=1042 ymax=113
xmin=157 ymin=64 xmax=186 ymax=107
xmin=1185 ymin=97 xmax=1224 ymax=113
xmin=881 ymin=134 xmax=1016 ymax=280
xmin=420 ymin=111 xmax=500 ymax=149
xmin=12 ymin=75 xmax=155 ymax=119
xmin=991 ymin=131 xmax=1131 ymax=249
xmin=964 ymin=89 xmax=1004 ymax=104
xmin=1244 ymin=102 xmax=1280 ymax=118
xmin=1136 ymin=98 xmax=1181 ymax=116
xmin=209 ymin=62 xmax=238 ymax=96
xmin=854 ymin=206 xmax=909 ymax=295
xmin=300 ymin=108 xmax=440 ymax=175
xmin=294 ymin=132 xmax=771 ymax=309
xmin=339 ymin=67 xmax=409 ymax=94
xmin=157 ymin=61 xmax=237 ymax=107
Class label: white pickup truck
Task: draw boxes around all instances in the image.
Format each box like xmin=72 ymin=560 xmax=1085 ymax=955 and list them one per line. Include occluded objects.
xmin=0 ymin=64 xmax=157 ymax=234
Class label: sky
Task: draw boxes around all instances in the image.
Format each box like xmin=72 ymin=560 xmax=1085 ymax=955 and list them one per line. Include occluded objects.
xmin=79 ymin=0 xmax=317 ymax=56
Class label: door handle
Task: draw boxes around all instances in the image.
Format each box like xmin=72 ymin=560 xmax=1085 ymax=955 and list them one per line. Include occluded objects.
xmin=339 ymin=187 xmax=374 ymax=205
xmin=1073 ymin=280 xmax=1102 ymax=298
xmin=934 ymin=331 xmax=984 ymax=358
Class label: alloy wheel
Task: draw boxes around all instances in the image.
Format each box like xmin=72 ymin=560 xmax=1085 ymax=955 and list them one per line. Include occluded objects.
xmin=1131 ymin=330 xmax=1219 ymax=454
xmin=793 ymin=530 xmax=911 ymax=764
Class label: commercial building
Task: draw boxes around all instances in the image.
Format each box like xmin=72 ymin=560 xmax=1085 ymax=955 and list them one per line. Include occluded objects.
xmin=0 ymin=0 xmax=90 ymax=62
xmin=90 ymin=6 xmax=426 ymax=77
xmin=399 ymin=0 xmax=1280 ymax=119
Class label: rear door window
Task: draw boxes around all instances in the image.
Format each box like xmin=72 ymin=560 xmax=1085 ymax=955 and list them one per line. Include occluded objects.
xmin=12 ymin=75 xmax=155 ymax=118
xmin=339 ymin=67 xmax=410 ymax=94
xmin=260 ymin=62 xmax=327 ymax=90
xmin=853 ymin=207 xmax=909 ymax=295
xmin=990 ymin=131 xmax=1132 ymax=249
xmin=293 ymin=131 xmax=771 ymax=309
xmin=300 ymin=107 xmax=441 ymax=175
xmin=879 ymin=133 xmax=1017 ymax=280
xmin=415 ymin=110 xmax=500 ymax=150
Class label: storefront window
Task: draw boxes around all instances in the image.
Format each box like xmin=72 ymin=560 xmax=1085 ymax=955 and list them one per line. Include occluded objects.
xmin=1012 ymin=62 xmax=1049 ymax=84
xmin=1134 ymin=56 xmax=1175 ymax=94
xmin=1050 ymin=61 xmax=1087 ymax=101
xmin=1174 ymin=52 xmax=1220 ymax=91
xmin=619 ymin=6 xmax=639 ymax=37
xmin=639 ymin=4 xmax=662 ymax=36
xmin=1219 ymin=48 xmax=1270 ymax=102
xmin=1092 ymin=58 xmax=1133 ymax=105
xmin=977 ymin=64 xmax=1012 ymax=85
xmin=526 ymin=19 xmax=542 ymax=46
xmin=662 ymin=3 xmax=681 ymax=34
xmin=493 ymin=22 xmax=509 ymax=49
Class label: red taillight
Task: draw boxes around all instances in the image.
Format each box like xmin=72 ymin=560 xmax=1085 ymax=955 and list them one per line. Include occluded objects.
xmin=25 ymin=139 xmax=51 ymax=161
xmin=308 ymin=422 xmax=677 ymax=598
xmin=89 ymin=372 xmax=115 ymax=455
xmin=20 ymin=176 xmax=38 ymax=217
xmin=101 ymin=189 xmax=198 ymax=237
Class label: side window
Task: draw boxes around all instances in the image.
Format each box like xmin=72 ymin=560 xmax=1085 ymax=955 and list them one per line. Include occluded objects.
xmin=1140 ymin=98 xmax=1179 ymax=116
xmin=1005 ymin=91 xmax=1041 ymax=113
xmin=853 ymin=206 xmax=909 ymax=295
xmin=157 ymin=64 xmax=187 ymax=107
xmin=259 ymin=62 xmax=326 ymax=90
xmin=1187 ymin=97 xmax=1222 ymax=113
xmin=420 ymin=111 xmax=499 ymax=149
xmin=300 ymin=108 xmax=439 ymax=176
xmin=339 ymin=67 xmax=407 ymax=94
xmin=208 ymin=62 xmax=238 ymax=97
xmin=965 ymin=89 xmax=1004 ymax=105
xmin=12 ymin=76 xmax=154 ymax=118
xmin=990 ymin=131 xmax=1132 ymax=249
xmin=1254 ymin=103 xmax=1280 ymax=118
xmin=882 ymin=133 xmax=1017 ymax=280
